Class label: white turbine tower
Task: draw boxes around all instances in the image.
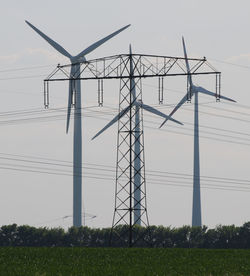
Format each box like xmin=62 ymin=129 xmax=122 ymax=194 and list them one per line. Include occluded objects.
xmin=92 ymin=45 xmax=183 ymax=225
xmin=26 ymin=21 xmax=130 ymax=227
xmin=160 ymin=37 xmax=236 ymax=227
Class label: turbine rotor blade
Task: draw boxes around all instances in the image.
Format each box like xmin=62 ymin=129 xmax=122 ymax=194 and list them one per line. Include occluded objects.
xmin=159 ymin=93 xmax=190 ymax=128
xmin=66 ymin=81 xmax=72 ymax=133
xmin=75 ymin=24 xmax=131 ymax=60
xmin=92 ymin=106 xmax=130 ymax=140
xmin=66 ymin=67 xmax=74 ymax=133
xmin=197 ymin=86 xmax=236 ymax=102
xmin=182 ymin=36 xmax=193 ymax=86
xmin=25 ymin=20 xmax=72 ymax=59
xmin=137 ymin=102 xmax=183 ymax=125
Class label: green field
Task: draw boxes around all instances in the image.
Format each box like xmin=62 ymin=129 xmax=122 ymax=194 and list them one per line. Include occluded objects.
xmin=0 ymin=247 xmax=250 ymax=276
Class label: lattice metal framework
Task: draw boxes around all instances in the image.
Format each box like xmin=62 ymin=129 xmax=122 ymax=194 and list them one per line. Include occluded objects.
xmin=44 ymin=54 xmax=221 ymax=96
xmin=43 ymin=53 xmax=221 ymax=247
xmin=109 ymin=53 xmax=150 ymax=247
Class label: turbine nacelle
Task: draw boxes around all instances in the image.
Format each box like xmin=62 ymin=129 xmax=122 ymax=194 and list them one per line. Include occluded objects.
xmin=71 ymin=56 xmax=87 ymax=64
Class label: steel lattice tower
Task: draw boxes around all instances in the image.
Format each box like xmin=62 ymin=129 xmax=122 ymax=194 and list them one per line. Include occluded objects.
xmin=110 ymin=52 xmax=150 ymax=247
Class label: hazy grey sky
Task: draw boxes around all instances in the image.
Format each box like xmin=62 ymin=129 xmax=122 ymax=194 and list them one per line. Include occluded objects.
xmin=1 ymin=0 xmax=250 ymax=229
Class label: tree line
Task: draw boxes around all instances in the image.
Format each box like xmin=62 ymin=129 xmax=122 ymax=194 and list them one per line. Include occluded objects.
xmin=0 ymin=222 xmax=250 ymax=248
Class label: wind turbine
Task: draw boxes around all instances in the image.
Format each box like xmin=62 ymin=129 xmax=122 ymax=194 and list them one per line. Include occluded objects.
xmin=92 ymin=45 xmax=183 ymax=225
xmin=160 ymin=37 xmax=236 ymax=227
xmin=26 ymin=20 xmax=130 ymax=227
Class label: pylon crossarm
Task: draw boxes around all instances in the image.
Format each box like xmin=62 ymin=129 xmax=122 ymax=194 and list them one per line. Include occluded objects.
xmin=44 ymin=54 xmax=220 ymax=82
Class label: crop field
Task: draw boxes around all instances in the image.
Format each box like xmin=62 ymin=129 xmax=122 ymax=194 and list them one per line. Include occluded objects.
xmin=0 ymin=247 xmax=250 ymax=276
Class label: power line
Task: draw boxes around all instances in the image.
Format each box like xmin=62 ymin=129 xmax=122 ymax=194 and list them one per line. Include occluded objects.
xmin=0 ymin=105 xmax=249 ymax=147
xmin=0 ymin=74 xmax=48 ymax=81
xmin=1 ymin=151 xmax=250 ymax=184
xmin=200 ymin=104 xmax=250 ymax=118
xmin=1 ymin=163 xmax=250 ymax=193
xmin=209 ymin=58 xmax=250 ymax=70
xmin=1 ymin=103 xmax=250 ymax=141
xmin=0 ymin=64 xmax=56 ymax=73
xmin=1 ymin=152 xmax=250 ymax=193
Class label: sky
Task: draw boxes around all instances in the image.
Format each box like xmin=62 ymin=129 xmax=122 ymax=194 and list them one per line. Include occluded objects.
xmin=1 ymin=0 xmax=250 ymax=229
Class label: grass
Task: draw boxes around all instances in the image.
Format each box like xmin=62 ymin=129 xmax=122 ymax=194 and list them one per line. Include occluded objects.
xmin=0 ymin=247 xmax=250 ymax=275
